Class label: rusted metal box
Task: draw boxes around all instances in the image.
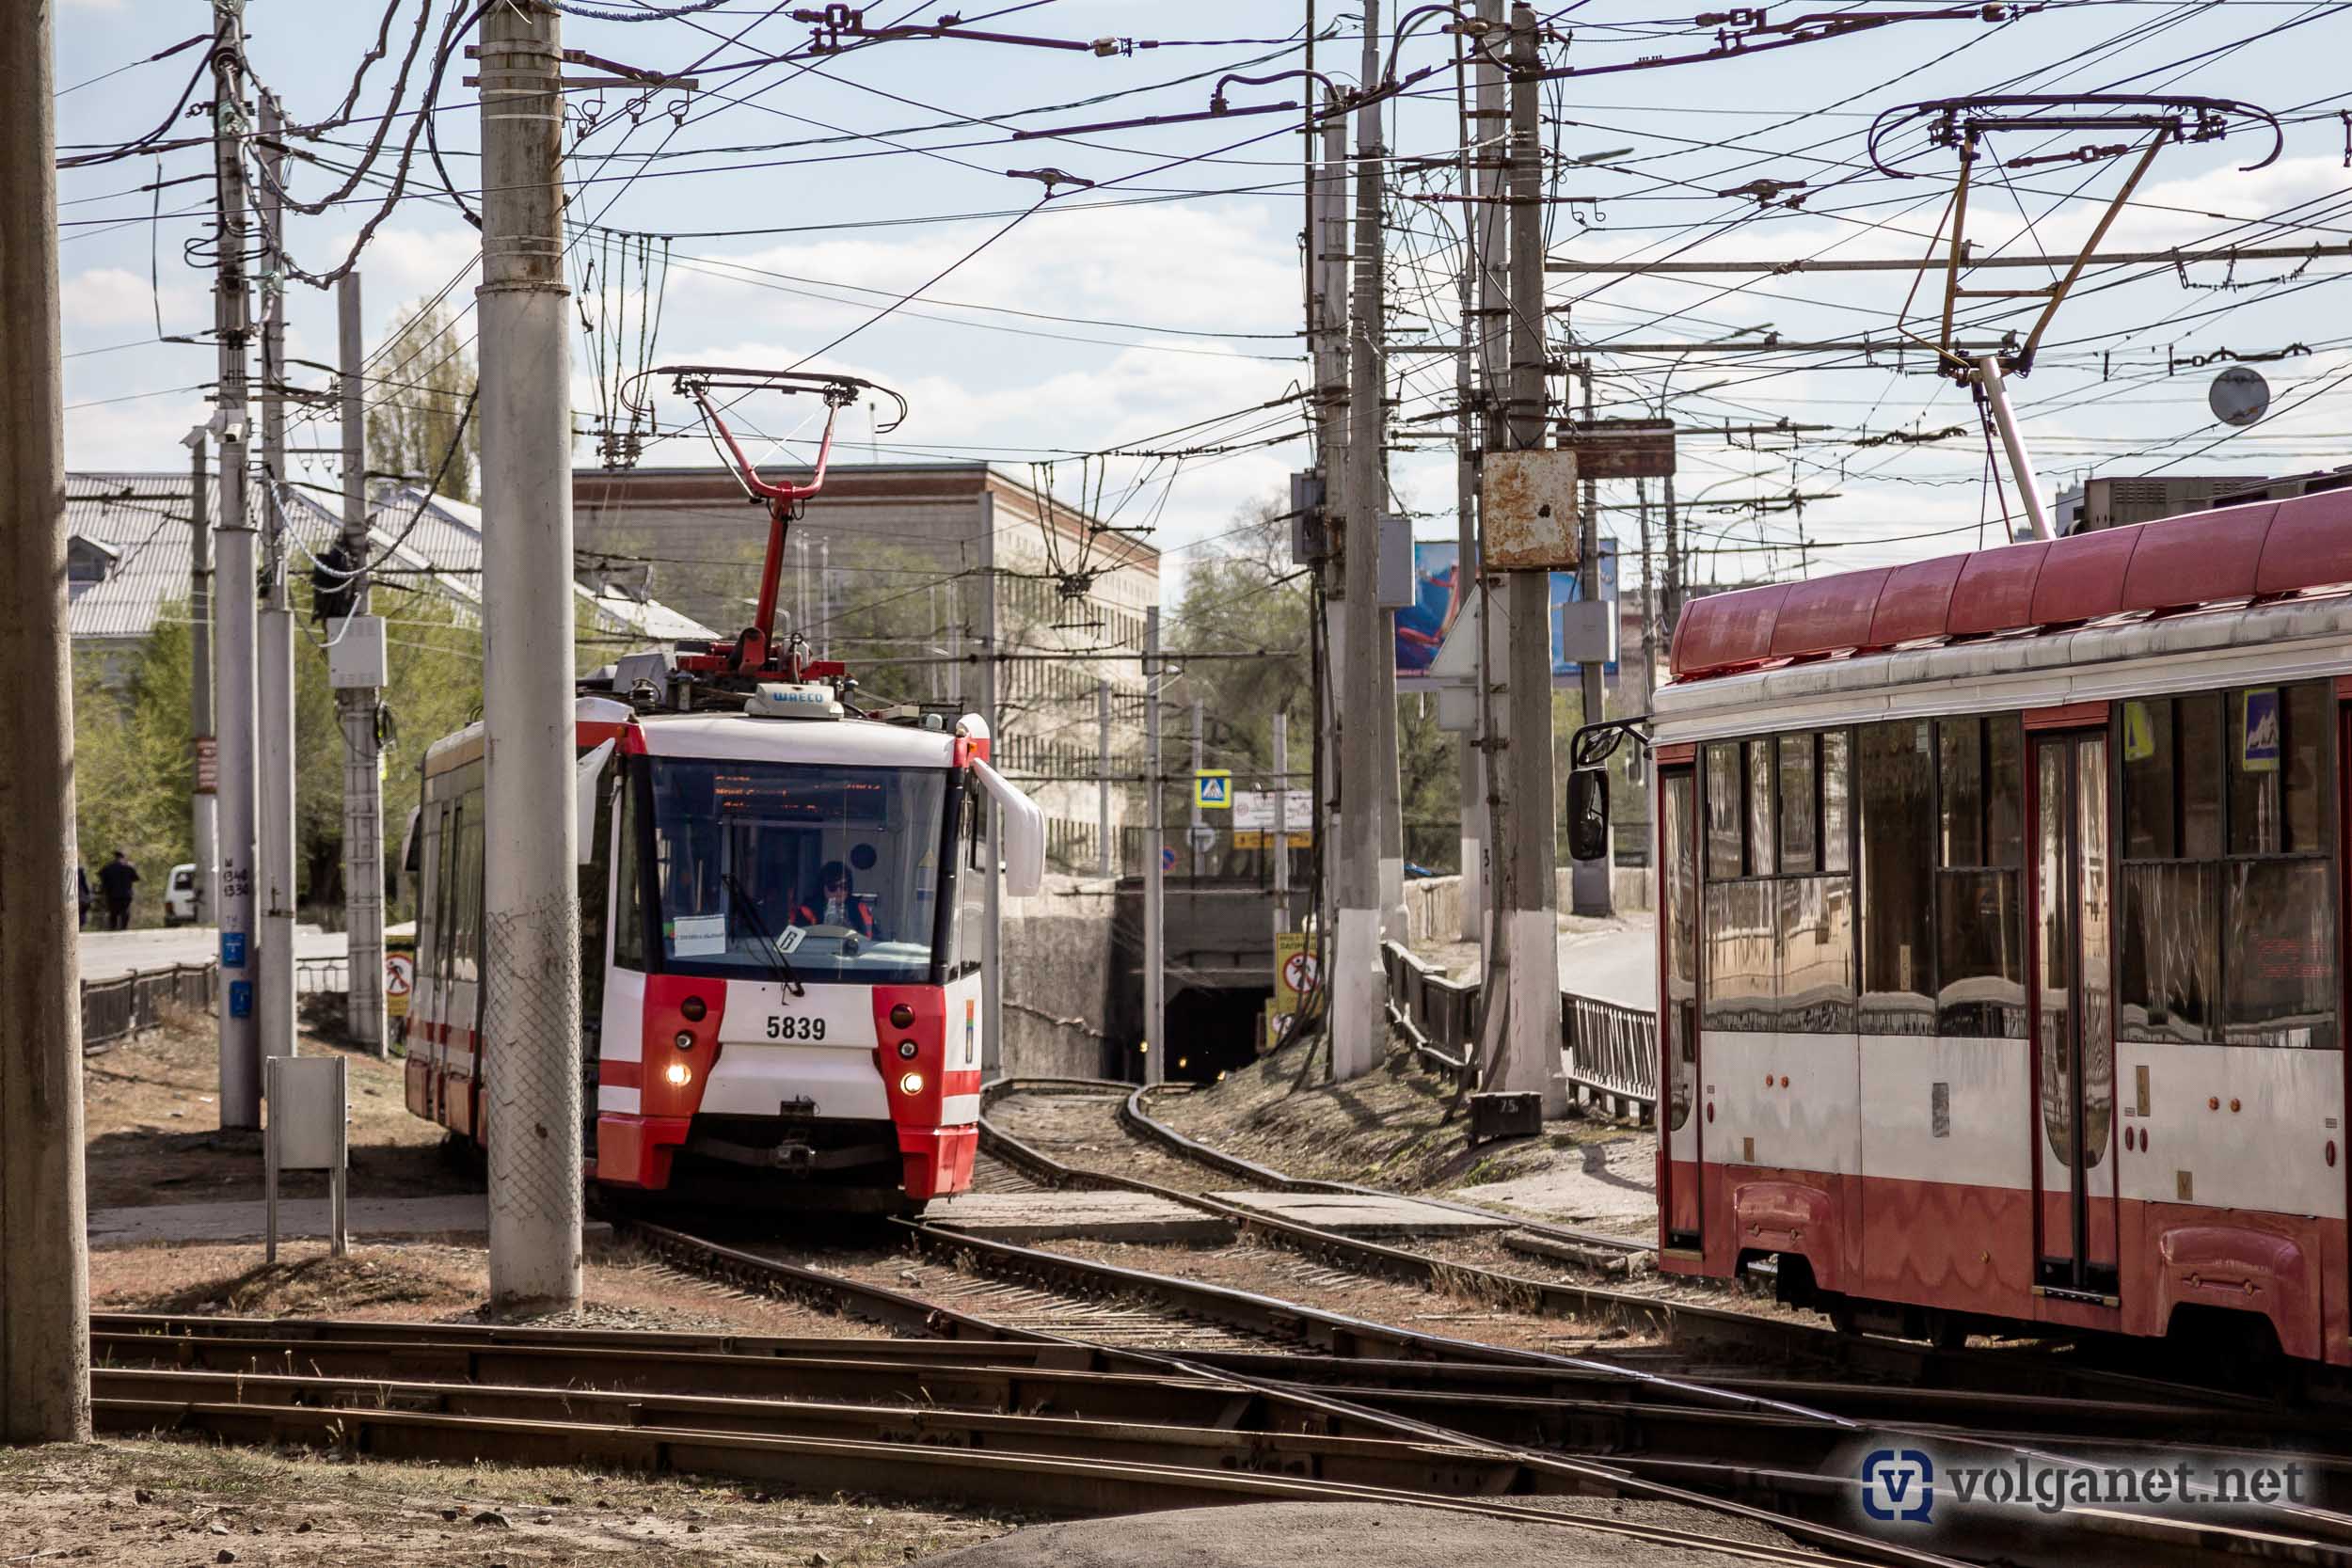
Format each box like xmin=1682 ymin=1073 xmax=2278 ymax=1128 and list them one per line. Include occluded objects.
xmin=1482 ymin=450 xmax=1580 ymax=569
xmin=1469 ymin=1090 xmax=1544 ymax=1143
xmin=1558 ymin=417 xmax=1677 ymax=480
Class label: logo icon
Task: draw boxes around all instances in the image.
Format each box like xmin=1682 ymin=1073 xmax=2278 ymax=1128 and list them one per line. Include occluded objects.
xmin=965 ymin=997 xmax=976 ymax=1060
xmin=1861 ymin=1449 xmax=1934 ymax=1524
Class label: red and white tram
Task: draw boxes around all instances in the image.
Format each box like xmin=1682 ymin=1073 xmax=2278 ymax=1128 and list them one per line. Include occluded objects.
xmin=1647 ymin=483 xmax=2352 ymax=1362
xmin=401 ymin=364 xmax=1043 ymax=1212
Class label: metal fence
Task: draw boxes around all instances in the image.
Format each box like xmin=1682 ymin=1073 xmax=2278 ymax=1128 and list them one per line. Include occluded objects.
xmin=1378 ymin=939 xmax=1658 ymax=1121
xmin=80 ymin=964 xmax=217 ymax=1053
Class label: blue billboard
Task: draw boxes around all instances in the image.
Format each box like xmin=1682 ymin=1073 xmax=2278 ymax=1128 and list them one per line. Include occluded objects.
xmin=1396 ymin=539 xmax=1617 ymax=688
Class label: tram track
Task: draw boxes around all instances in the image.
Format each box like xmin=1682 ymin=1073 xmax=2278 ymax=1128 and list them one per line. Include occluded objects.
xmin=88 ymin=1309 xmax=2352 ymax=1568
xmin=978 ymin=1079 xmax=2296 ymax=1416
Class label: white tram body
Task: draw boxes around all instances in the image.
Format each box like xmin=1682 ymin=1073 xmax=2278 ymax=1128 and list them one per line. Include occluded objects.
xmin=404 ymin=686 xmax=1042 ymax=1209
xmin=1650 ymin=484 xmax=2352 ymax=1362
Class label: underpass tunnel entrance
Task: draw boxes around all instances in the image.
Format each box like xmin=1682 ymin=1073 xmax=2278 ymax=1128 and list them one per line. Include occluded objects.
xmin=1164 ymin=983 xmax=1270 ymax=1083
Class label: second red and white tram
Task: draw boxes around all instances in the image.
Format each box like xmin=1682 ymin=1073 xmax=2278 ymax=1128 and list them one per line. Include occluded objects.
xmin=1647 ymin=483 xmax=2352 ymax=1363
xmin=399 ymin=363 xmax=1044 ymax=1212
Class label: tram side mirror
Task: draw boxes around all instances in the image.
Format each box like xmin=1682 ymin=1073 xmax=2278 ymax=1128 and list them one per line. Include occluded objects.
xmin=1566 ymin=768 xmax=1609 ymax=863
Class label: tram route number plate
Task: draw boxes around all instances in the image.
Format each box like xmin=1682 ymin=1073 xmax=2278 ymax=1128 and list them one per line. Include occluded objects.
xmin=765 ymin=1014 xmax=827 ymax=1041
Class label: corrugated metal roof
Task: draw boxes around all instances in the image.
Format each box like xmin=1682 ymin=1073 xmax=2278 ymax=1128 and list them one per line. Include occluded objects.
xmin=66 ymin=471 xmax=713 ymax=646
xmin=65 ymin=471 xmax=220 ymax=642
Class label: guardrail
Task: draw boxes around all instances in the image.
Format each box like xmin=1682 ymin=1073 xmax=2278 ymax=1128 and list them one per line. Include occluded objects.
xmin=1378 ymin=940 xmax=1657 ymax=1121
xmin=80 ymin=963 xmax=216 ymax=1053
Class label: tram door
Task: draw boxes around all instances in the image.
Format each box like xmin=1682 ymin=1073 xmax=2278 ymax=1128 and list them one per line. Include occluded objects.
xmin=2030 ymin=730 xmax=2120 ymax=1301
xmin=1660 ymin=766 xmax=1703 ymax=1248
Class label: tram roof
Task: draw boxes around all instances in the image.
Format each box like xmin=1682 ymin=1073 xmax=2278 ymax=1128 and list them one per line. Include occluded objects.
xmin=1667 ymin=483 xmax=2352 ymax=685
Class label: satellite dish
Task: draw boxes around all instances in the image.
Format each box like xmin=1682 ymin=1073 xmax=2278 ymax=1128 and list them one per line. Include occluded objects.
xmin=2210 ymin=365 xmax=2271 ymax=427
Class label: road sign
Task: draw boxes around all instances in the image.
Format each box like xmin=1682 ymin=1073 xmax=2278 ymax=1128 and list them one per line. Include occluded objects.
xmin=1235 ymin=790 xmax=1311 ymax=831
xmin=1188 ymin=825 xmax=1217 ymax=855
xmin=1273 ymin=932 xmax=1319 ymax=1014
xmin=1160 ymin=845 xmax=1177 ymax=872
xmin=1193 ymin=769 xmax=1232 ymax=808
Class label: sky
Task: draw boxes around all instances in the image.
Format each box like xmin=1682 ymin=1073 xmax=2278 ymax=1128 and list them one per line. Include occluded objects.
xmin=53 ymin=0 xmax=2352 ymax=599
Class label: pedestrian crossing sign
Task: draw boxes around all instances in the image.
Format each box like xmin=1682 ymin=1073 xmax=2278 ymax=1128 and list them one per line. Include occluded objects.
xmin=1193 ymin=769 xmax=1232 ymax=808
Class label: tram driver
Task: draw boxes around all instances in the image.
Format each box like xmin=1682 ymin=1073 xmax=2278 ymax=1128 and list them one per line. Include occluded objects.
xmin=796 ymin=859 xmax=877 ymax=938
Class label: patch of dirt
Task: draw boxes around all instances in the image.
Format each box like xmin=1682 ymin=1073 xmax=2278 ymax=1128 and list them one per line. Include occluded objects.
xmin=0 ymin=1438 xmax=1023 ymax=1567
xmin=89 ymin=1234 xmax=897 ymax=1338
xmin=83 ymin=1007 xmax=469 ymax=1212
xmin=1148 ymin=1026 xmax=1644 ymax=1223
xmin=929 ymin=1498 xmax=1777 ymax=1568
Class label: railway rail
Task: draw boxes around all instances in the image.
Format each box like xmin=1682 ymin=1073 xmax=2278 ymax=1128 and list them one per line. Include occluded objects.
xmin=90 ymin=1310 xmax=2352 ymax=1568
xmin=977 ymin=1080 xmax=2292 ymax=1415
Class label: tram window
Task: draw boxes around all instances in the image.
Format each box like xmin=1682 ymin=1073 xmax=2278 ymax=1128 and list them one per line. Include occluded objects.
xmin=2229 ymin=689 xmax=2288 ymax=856
xmin=612 ymin=767 xmax=645 ymax=971
xmin=1935 ymin=870 xmax=2026 ymax=1037
xmin=1779 ymin=876 xmax=1855 ymax=1033
xmin=2183 ymin=694 xmax=2224 ymax=857
xmin=1745 ymin=739 xmax=1774 ymax=876
xmin=1986 ymin=717 xmax=2023 ymax=865
xmin=1821 ymin=731 xmax=1851 ymax=874
xmin=1705 ymin=742 xmax=1742 ymax=880
xmin=1778 ymin=734 xmax=1816 ymax=874
xmin=2117 ymin=863 xmax=2220 ymax=1044
xmin=1858 ymin=721 xmax=1935 ymax=1035
xmin=1703 ymin=880 xmax=1776 ymax=1031
xmin=1939 ymin=718 xmax=1983 ymax=866
xmin=2122 ymin=699 xmax=2176 ymax=859
xmin=2223 ymin=860 xmax=2337 ymax=1048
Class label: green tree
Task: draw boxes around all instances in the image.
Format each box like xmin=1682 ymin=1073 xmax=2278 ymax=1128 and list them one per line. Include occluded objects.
xmin=368 ymin=299 xmax=480 ymax=502
xmin=72 ymin=618 xmax=199 ymax=915
xmin=1168 ymin=494 xmax=1464 ymax=869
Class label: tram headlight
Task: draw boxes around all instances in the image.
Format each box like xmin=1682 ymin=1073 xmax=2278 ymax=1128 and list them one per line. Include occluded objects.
xmin=898 ymin=1070 xmax=925 ymax=1096
xmin=897 ymin=1038 xmax=919 ymax=1059
xmin=663 ymin=1061 xmax=692 ymax=1088
xmin=673 ymin=1031 xmax=695 ymax=1052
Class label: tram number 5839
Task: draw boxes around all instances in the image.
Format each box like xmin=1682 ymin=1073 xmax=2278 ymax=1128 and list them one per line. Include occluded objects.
xmin=766 ymin=1014 xmax=826 ymax=1041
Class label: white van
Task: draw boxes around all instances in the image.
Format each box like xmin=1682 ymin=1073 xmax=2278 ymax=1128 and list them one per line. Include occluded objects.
xmin=162 ymin=863 xmax=199 ymax=926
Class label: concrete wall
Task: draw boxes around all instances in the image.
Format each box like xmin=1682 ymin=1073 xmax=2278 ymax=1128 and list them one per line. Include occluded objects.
xmin=1402 ymin=866 xmax=1653 ymax=941
xmin=998 ymin=877 xmax=1121 ymax=1080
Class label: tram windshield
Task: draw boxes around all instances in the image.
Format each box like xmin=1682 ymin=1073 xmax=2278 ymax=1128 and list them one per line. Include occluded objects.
xmin=638 ymin=756 xmax=953 ymax=985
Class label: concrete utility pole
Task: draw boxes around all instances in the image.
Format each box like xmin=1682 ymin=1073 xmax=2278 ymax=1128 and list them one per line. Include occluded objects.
xmin=1459 ymin=0 xmax=1506 ymax=947
xmin=1500 ymin=3 xmax=1567 ymax=1116
xmin=1188 ymin=699 xmax=1204 ymax=864
xmin=1637 ymin=479 xmax=1656 ymax=702
xmin=1272 ymin=712 xmax=1291 ymax=932
xmin=977 ymin=499 xmax=1002 ymax=1079
xmin=184 ymin=429 xmax=217 ymax=926
xmin=1141 ymin=608 xmax=1166 ymax=1086
xmin=1096 ymin=678 xmax=1113 ymax=877
xmin=256 ymin=92 xmax=297 ymax=1071
xmin=1569 ymin=358 xmax=1612 ymax=917
xmin=338 ymin=276 xmax=387 ymax=1053
xmin=477 ymin=0 xmax=581 ymax=1314
xmin=211 ymin=0 xmax=262 ymax=1130
xmin=1311 ymin=103 xmax=1349 ymax=951
xmin=1331 ymin=0 xmax=1390 ymax=1083
xmin=0 ymin=0 xmax=92 ymax=1446
xmin=1473 ymin=0 xmax=1509 ymax=973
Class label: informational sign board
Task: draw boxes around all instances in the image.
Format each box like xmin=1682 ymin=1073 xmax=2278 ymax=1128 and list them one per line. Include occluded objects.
xmin=1232 ymin=789 xmax=1314 ymax=831
xmin=2241 ymin=688 xmax=2280 ymax=772
xmin=1273 ymin=932 xmax=1319 ymax=1015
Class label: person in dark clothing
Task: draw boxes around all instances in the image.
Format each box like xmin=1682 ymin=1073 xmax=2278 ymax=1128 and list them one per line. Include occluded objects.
xmin=97 ymin=850 xmax=138 ymax=931
xmin=77 ymin=864 xmax=90 ymax=929
xmin=795 ymin=860 xmax=875 ymax=937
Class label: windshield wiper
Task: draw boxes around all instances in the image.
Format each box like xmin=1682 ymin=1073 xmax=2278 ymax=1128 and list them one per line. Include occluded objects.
xmin=723 ymin=872 xmax=807 ymax=998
